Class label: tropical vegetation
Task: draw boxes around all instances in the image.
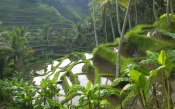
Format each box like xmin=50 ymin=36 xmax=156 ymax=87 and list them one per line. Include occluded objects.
xmin=0 ymin=0 xmax=175 ymax=109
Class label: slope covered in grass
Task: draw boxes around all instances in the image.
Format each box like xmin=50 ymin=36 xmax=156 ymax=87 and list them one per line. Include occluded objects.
xmin=43 ymin=0 xmax=90 ymax=22
xmin=0 ymin=0 xmax=70 ymax=27
xmin=93 ymin=23 xmax=175 ymax=77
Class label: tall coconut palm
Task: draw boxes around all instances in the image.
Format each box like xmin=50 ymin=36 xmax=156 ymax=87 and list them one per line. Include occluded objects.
xmin=116 ymin=0 xmax=122 ymax=36
xmin=116 ymin=0 xmax=131 ymax=76
xmin=92 ymin=1 xmax=99 ymax=47
xmin=42 ymin=24 xmax=53 ymax=59
xmin=153 ymin=0 xmax=158 ymax=21
xmin=100 ymin=2 xmax=109 ymax=43
xmin=116 ymin=0 xmax=130 ymax=36
xmin=104 ymin=12 xmax=108 ymax=43
xmin=0 ymin=36 xmax=12 ymax=79
xmin=60 ymin=29 xmax=73 ymax=54
xmin=72 ymin=22 xmax=86 ymax=51
xmin=166 ymin=0 xmax=171 ymax=26
xmin=0 ymin=27 xmax=33 ymax=75
xmin=170 ymin=0 xmax=174 ymax=13
xmin=94 ymin=0 xmax=117 ymax=42
xmin=134 ymin=0 xmax=138 ymax=25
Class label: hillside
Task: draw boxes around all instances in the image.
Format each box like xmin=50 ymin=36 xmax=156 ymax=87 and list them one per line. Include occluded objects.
xmin=31 ymin=15 xmax=175 ymax=108
xmin=42 ymin=0 xmax=90 ymax=22
xmin=0 ymin=0 xmax=90 ymax=28
xmin=0 ymin=0 xmax=90 ymax=57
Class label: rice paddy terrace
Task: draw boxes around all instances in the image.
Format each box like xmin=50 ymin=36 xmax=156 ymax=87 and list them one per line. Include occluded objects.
xmin=0 ymin=0 xmax=90 ymax=56
xmin=32 ymin=19 xmax=175 ymax=108
xmin=0 ymin=0 xmax=70 ymax=27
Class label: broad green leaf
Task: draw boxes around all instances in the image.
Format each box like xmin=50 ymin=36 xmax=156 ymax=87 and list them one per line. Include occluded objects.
xmin=138 ymin=75 xmax=146 ymax=89
xmin=134 ymin=65 xmax=149 ymax=76
xmin=121 ymin=91 xmax=136 ymax=107
xmin=165 ymin=58 xmax=173 ymax=72
xmin=119 ymin=0 xmax=129 ymax=8
xmin=86 ymin=80 xmax=92 ymax=91
xmin=144 ymin=79 xmax=151 ymax=101
xmin=112 ymin=78 xmax=129 ymax=86
xmin=69 ymin=84 xmax=86 ymax=93
xmin=140 ymin=50 xmax=158 ymax=64
xmin=150 ymin=65 xmax=165 ymax=78
xmin=165 ymin=58 xmax=173 ymax=78
xmin=158 ymin=50 xmax=166 ymax=65
xmin=130 ymin=69 xmax=141 ymax=83
xmin=120 ymin=84 xmax=137 ymax=95
xmin=41 ymin=79 xmax=47 ymax=89
xmin=157 ymin=29 xmax=175 ymax=39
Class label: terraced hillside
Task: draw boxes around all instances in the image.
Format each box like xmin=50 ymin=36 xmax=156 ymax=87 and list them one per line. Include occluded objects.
xmin=0 ymin=0 xmax=90 ymax=56
xmin=32 ymin=25 xmax=175 ymax=107
xmin=0 ymin=0 xmax=71 ymax=28
xmin=42 ymin=0 xmax=90 ymax=22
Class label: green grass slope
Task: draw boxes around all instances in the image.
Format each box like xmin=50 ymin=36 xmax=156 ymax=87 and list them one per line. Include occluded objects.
xmin=44 ymin=0 xmax=90 ymax=22
xmin=0 ymin=0 xmax=70 ymax=28
xmin=92 ymin=20 xmax=175 ymax=76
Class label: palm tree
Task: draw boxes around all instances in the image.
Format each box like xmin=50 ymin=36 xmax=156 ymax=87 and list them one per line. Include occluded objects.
xmin=92 ymin=1 xmax=99 ymax=47
xmin=105 ymin=0 xmax=116 ymax=42
xmin=100 ymin=2 xmax=109 ymax=43
xmin=153 ymin=0 xmax=158 ymax=21
xmin=59 ymin=29 xmax=73 ymax=54
xmin=170 ymin=0 xmax=174 ymax=13
xmin=72 ymin=22 xmax=86 ymax=51
xmin=42 ymin=24 xmax=53 ymax=59
xmin=116 ymin=0 xmax=122 ymax=36
xmin=93 ymin=0 xmax=116 ymax=42
xmin=166 ymin=0 xmax=171 ymax=26
xmin=0 ymin=27 xmax=33 ymax=76
xmin=116 ymin=0 xmax=131 ymax=76
xmin=134 ymin=0 xmax=138 ymax=25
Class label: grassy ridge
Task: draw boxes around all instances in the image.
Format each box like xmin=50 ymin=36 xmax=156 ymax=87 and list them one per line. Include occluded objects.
xmin=50 ymin=0 xmax=90 ymax=22
xmin=0 ymin=0 xmax=70 ymax=27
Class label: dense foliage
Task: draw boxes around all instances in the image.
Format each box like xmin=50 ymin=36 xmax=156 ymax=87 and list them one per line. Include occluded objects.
xmin=0 ymin=0 xmax=175 ymax=109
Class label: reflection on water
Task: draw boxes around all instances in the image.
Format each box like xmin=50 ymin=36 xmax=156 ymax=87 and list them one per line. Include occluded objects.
xmin=33 ymin=53 xmax=112 ymax=104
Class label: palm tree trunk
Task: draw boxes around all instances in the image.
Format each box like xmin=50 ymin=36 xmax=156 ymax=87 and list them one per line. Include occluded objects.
xmin=110 ymin=17 xmax=116 ymax=42
xmin=170 ymin=0 xmax=174 ymax=13
xmin=166 ymin=0 xmax=171 ymax=26
xmin=0 ymin=67 xmax=2 ymax=79
xmin=116 ymin=0 xmax=122 ymax=36
xmin=153 ymin=0 xmax=158 ymax=21
xmin=14 ymin=55 xmax=17 ymax=71
xmin=128 ymin=7 xmax=131 ymax=29
xmin=104 ymin=14 xmax=108 ymax=43
xmin=134 ymin=0 xmax=138 ymax=25
xmin=46 ymin=39 xmax=48 ymax=59
xmin=92 ymin=1 xmax=99 ymax=47
xmin=116 ymin=0 xmax=131 ymax=76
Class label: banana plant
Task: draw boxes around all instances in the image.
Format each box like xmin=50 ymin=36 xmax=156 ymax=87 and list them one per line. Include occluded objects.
xmin=0 ymin=78 xmax=37 ymax=108
xmin=68 ymin=80 xmax=116 ymax=109
xmin=157 ymin=50 xmax=173 ymax=109
xmin=35 ymin=72 xmax=61 ymax=108
xmin=120 ymin=50 xmax=173 ymax=108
